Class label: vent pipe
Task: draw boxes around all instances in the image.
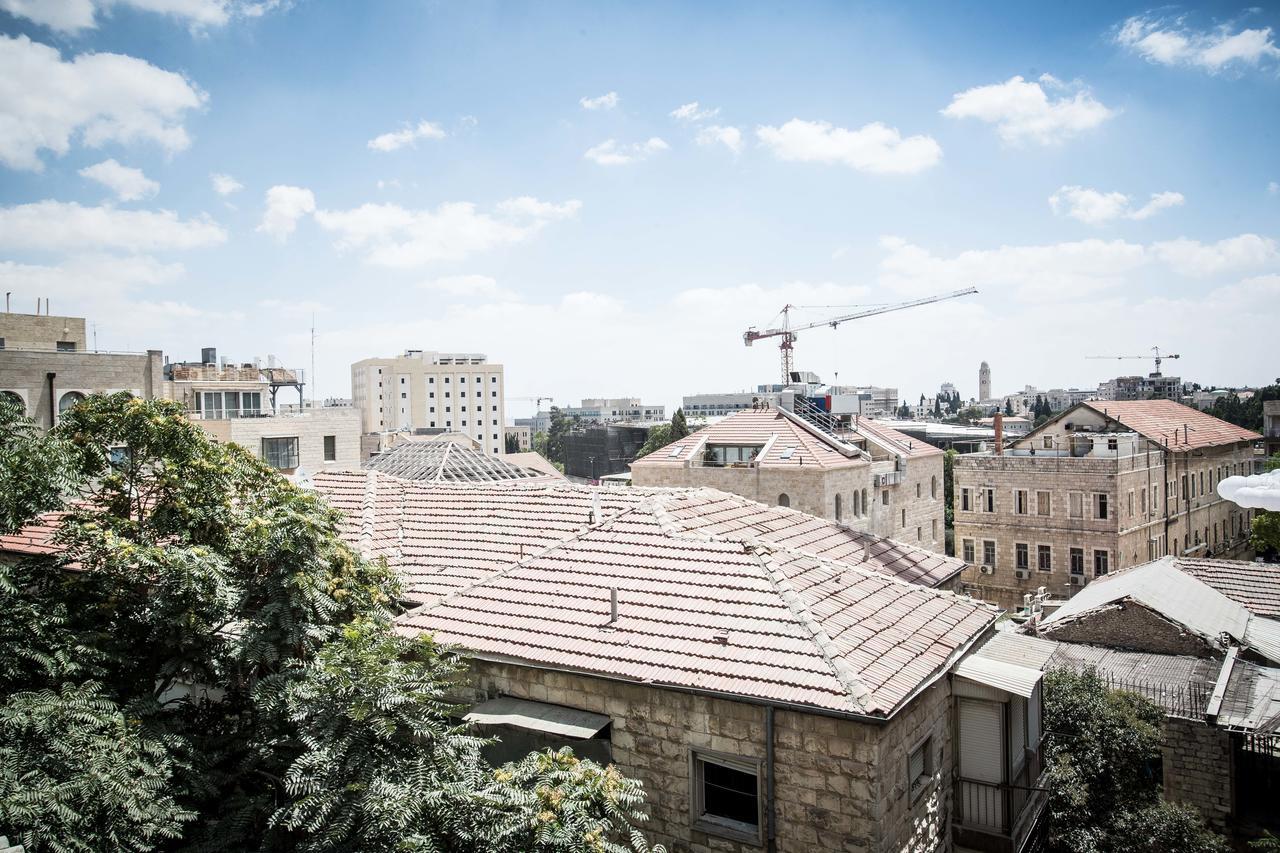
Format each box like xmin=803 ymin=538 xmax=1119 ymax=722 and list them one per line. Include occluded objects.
xmin=609 ymin=587 xmax=618 ymax=624
xmin=590 ymin=491 xmax=601 ymax=525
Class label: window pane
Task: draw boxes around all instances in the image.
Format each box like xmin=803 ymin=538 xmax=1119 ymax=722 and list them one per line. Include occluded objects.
xmin=701 ymin=760 xmax=758 ymax=826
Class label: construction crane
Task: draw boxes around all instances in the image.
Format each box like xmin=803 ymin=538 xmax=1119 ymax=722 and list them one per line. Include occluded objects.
xmin=1086 ymin=347 xmax=1181 ymax=376
xmin=507 ymin=396 xmax=555 ymax=410
xmin=743 ymin=287 xmax=979 ymax=385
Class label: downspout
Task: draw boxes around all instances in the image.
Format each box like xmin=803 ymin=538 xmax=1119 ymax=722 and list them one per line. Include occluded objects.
xmin=766 ymin=705 xmax=777 ymax=853
xmin=46 ymin=372 xmax=56 ymax=427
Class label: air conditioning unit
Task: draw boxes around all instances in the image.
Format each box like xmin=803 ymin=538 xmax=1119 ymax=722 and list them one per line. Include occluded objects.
xmin=1069 ymin=574 xmax=1086 ymax=586
xmin=979 ymin=565 xmax=994 ymax=575
xmin=1015 ymin=569 xmax=1030 ymax=580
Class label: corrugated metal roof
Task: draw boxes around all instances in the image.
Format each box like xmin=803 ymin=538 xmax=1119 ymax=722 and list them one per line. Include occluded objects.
xmin=365 ymin=439 xmax=553 ymax=483
xmin=311 ymin=471 xmax=998 ymax=717
xmin=954 ymin=654 xmax=1042 ymax=697
xmin=465 ymin=697 xmax=610 ymax=738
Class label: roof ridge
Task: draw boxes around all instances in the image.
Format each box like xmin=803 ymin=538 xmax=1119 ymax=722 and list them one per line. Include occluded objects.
xmin=753 ymin=547 xmax=871 ymax=712
xmin=645 ymin=488 xmax=976 ymax=597
xmin=357 ymin=470 xmax=380 ymax=557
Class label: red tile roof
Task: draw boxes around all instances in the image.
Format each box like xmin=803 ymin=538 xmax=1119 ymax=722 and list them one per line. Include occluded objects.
xmin=0 ymin=512 xmax=66 ymax=558
xmin=1078 ymin=399 xmax=1260 ymax=450
xmin=631 ymin=409 xmax=862 ymax=470
xmin=1175 ymin=558 xmax=1280 ymax=619
xmin=311 ymin=472 xmax=996 ymax=717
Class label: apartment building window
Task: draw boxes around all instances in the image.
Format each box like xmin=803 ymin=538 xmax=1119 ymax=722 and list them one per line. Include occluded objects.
xmin=982 ymin=488 xmax=995 ymax=513
xmin=428 ymin=377 xmax=434 ymax=383
xmin=1043 ymin=436 xmax=1053 ymax=450
xmin=982 ymin=540 xmax=996 ymax=567
xmin=0 ymin=337 xmax=5 ymax=349
xmin=1140 ymin=489 xmax=1147 ymax=514
xmin=400 ymin=377 xmax=405 ymax=384
xmin=916 ymin=526 xmax=922 ymax=542
xmin=962 ymin=539 xmax=975 ymax=563
xmin=931 ymin=476 xmax=937 ymax=499
xmin=1038 ymin=545 xmax=1052 ymax=572
xmin=1036 ymin=491 xmax=1050 ymax=516
xmin=835 ymin=494 xmax=843 ymax=522
xmin=690 ymin=750 xmax=761 ymax=843
xmin=56 ymin=341 xmax=76 ymax=351
xmin=1094 ymin=493 xmax=1108 ymax=520
xmin=1199 ymin=471 xmax=1205 ymax=496
xmin=1070 ymin=548 xmax=1084 ymax=575
xmin=1015 ymin=543 xmax=1029 ymax=570
xmin=907 ymin=736 xmax=935 ymax=803
xmin=1093 ymin=550 xmax=1109 ymax=576
xmin=882 ymin=490 xmax=889 ymax=506
xmin=1127 ymin=490 xmax=1134 ymax=516
xmin=429 ymin=391 xmax=435 ymax=398
xmin=459 ymin=376 xmax=466 ymax=383
xmin=1182 ymin=475 xmax=1189 ymax=501
xmin=901 ymin=508 xmax=907 ymax=528
xmin=400 ymin=392 xmax=407 ymax=399
xmin=323 ymin=435 xmax=336 ymax=462
xmin=961 ymin=488 xmax=971 ymax=512
xmin=931 ymin=518 xmax=937 ymax=541
xmin=492 ymin=390 xmax=497 ymax=397
xmin=445 ymin=391 xmax=451 ymax=398
xmin=491 ymin=377 xmax=497 ymax=382
xmin=1014 ymin=489 xmax=1028 ymax=515
xmin=261 ymin=437 xmax=299 ymax=470
xmin=861 ymin=488 xmax=868 ymax=514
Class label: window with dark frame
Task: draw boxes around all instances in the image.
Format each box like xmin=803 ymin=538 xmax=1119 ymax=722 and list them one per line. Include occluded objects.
xmin=323 ymin=435 xmax=336 ymax=462
xmin=908 ymin=736 xmax=934 ymax=802
xmin=1070 ymin=547 xmax=1084 ymax=575
xmin=1037 ymin=544 xmax=1052 ymax=571
xmin=982 ymin=540 xmax=996 ymax=567
xmin=1015 ymin=542 xmax=1029 ymax=570
xmin=691 ymin=751 xmax=761 ymax=842
xmin=962 ymin=539 xmax=975 ymax=563
xmin=261 ymin=436 xmax=299 ymax=470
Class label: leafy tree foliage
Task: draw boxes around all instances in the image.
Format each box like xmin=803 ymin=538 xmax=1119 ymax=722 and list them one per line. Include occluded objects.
xmin=669 ymin=408 xmax=688 ymax=441
xmin=0 ymin=394 xmax=661 ymax=852
xmin=505 ymin=432 xmax=520 ymax=453
xmin=1043 ymin=669 xmax=1227 ymax=853
xmin=637 ymin=409 xmax=692 ymax=460
xmin=1003 ymin=398 xmax=1014 ymax=416
xmin=942 ymin=449 xmax=957 ymax=533
xmin=1207 ymin=385 xmax=1280 ymax=432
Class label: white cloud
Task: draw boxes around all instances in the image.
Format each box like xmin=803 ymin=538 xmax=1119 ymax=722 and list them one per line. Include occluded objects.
xmin=366 ymin=120 xmax=446 ymax=152
xmin=1150 ymin=234 xmax=1277 ymax=276
xmin=755 ymin=119 xmax=941 ymax=174
xmin=258 ymin=297 xmax=329 ymax=316
xmin=313 ymin=196 xmax=580 ymax=267
xmin=583 ymin=137 xmax=669 ymax=166
xmin=0 ymin=0 xmax=287 ymax=33
xmin=210 ymin=172 xmax=243 ymax=195
xmin=78 ymin=158 xmax=159 ymax=201
xmin=695 ymin=125 xmax=743 ymax=154
xmin=0 ymin=35 xmax=206 ymax=172
xmin=419 ymin=274 xmax=515 ymax=301
xmin=1116 ymin=15 xmax=1280 ymax=71
xmin=1218 ymin=469 xmax=1280 ymax=511
xmin=257 ymin=185 xmax=315 ymax=241
xmin=1048 ymin=186 xmax=1185 ymax=225
xmin=942 ymin=74 xmax=1115 ymax=145
xmin=670 ymin=101 xmax=719 ymax=122
xmin=0 ymin=200 xmax=225 ymax=252
xmin=579 ymin=92 xmax=619 ymax=111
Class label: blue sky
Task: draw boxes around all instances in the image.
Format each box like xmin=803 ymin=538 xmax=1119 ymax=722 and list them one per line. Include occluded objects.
xmin=1 ymin=1 xmax=1278 ymax=417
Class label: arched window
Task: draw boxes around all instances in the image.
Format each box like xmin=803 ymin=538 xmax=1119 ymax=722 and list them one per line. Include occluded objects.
xmin=1 ymin=390 xmax=23 ymax=414
xmin=852 ymin=490 xmax=860 ymax=517
xmin=59 ymin=391 xmax=86 ymax=416
xmin=834 ymin=494 xmax=842 ymax=522
xmin=777 ymin=493 xmax=790 ymax=508
xmin=931 ymin=475 xmax=937 ymax=499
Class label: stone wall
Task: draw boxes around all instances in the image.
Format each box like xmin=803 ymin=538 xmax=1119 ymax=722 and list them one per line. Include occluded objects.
xmin=0 ymin=312 xmax=87 ymax=350
xmin=1162 ymin=717 xmax=1232 ymax=830
xmin=0 ymin=348 xmax=166 ymax=429
xmin=199 ymin=407 xmax=363 ymax=473
xmin=462 ymin=659 xmax=954 ymax=853
xmin=1037 ymin=602 xmax=1218 ymax=658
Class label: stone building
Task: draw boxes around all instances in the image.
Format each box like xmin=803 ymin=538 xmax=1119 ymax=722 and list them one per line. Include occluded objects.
xmin=351 ymin=350 xmax=506 ymax=456
xmin=997 ymin=557 xmax=1280 ymax=834
xmin=0 ymin=309 xmax=165 ymax=428
xmin=953 ymin=400 xmax=1261 ymax=608
xmin=630 ymin=401 xmax=948 ymax=557
xmin=311 ymin=473 xmax=1050 ymax=853
xmin=1265 ymin=400 xmax=1280 ymax=458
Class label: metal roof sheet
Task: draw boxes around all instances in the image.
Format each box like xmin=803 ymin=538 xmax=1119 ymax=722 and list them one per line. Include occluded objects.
xmin=465 ymin=697 xmax=609 ymax=739
xmin=954 ymin=654 xmax=1043 ymax=698
xmin=365 ymin=439 xmax=552 ymax=483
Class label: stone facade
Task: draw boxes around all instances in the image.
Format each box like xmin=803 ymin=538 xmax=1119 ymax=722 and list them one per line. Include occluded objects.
xmin=461 ymin=659 xmax=955 ymax=853
xmin=0 ymin=347 xmax=167 ymax=429
xmin=633 ymin=451 xmax=946 ymax=555
xmin=197 ymin=407 xmax=362 ymax=474
xmin=954 ymin=408 xmax=1257 ymax=608
xmin=1161 ymin=717 xmax=1232 ymax=830
xmin=0 ymin=311 xmax=87 ymax=351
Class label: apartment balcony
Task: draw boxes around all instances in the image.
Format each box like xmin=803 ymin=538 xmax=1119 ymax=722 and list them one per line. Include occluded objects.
xmin=954 ymin=759 xmax=1049 ymax=853
xmin=186 ymin=407 xmax=270 ymax=420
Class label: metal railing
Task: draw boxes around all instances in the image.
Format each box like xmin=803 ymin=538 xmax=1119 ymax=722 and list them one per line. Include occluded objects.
xmin=956 ymin=755 xmax=1046 ymax=835
xmin=186 ymin=407 xmax=270 ymax=420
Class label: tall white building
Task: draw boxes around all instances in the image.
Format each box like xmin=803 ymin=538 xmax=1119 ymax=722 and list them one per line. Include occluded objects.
xmin=351 ymin=350 xmax=506 ymax=456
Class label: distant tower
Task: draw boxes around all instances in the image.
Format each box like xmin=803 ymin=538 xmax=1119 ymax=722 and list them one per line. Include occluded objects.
xmin=979 ymin=361 xmax=991 ymax=401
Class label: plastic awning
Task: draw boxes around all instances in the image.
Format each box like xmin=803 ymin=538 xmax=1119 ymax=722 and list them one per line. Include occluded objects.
xmin=464 ymin=697 xmax=610 ymax=739
xmin=953 ymin=654 xmax=1043 ymax=698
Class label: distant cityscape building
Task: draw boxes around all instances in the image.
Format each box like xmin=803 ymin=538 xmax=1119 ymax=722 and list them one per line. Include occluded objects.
xmin=683 ymin=383 xmax=897 ymax=420
xmin=953 ymin=400 xmax=1262 ymax=608
xmin=978 ymin=361 xmax=991 ymax=402
xmin=1265 ymin=400 xmax=1280 ymax=458
xmin=522 ymin=397 xmax=666 ymax=433
xmin=632 ymin=398 xmax=947 ymax=553
xmin=1098 ymin=373 xmax=1183 ymax=401
xmin=504 ymin=424 xmax=532 ymax=452
xmin=351 ymin=350 xmax=506 ymax=456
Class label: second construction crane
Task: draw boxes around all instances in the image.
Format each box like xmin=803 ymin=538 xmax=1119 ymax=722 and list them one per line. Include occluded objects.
xmin=1085 ymin=347 xmax=1181 ymax=376
xmin=744 ymin=287 xmax=978 ymax=385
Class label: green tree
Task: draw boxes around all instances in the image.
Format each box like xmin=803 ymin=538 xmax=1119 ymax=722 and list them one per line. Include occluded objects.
xmin=942 ymin=449 xmax=957 ymax=533
xmin=545 ymin=406 xmax=571 ymax=465
xmin=897 ymin=403 xmax=912 ymax=419
xmin=505 ymin=432 xmax=520 ymax=453
xmin=670 ymin=408 xmax=689 ymax=440
xmin=1043 ymin=668 xmax=1226 ymax=853
xmin=1003 ymin=398 xmax=1014 ymax=417
xmin=0 ymin=395 xmax=660 ymax=853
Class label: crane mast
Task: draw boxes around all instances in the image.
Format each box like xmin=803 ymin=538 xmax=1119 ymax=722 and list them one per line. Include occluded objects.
xmin=1085 ymin=347 xmax=1181 ymax=376
xmin=743 ymin=287 xmax=978 ymax=385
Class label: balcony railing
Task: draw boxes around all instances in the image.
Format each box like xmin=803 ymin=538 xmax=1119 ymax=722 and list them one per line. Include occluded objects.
xmin=187 ymin=408 xmax=270 ymax=420
xmin=954 ymin=759 xmax=1049 ymax=853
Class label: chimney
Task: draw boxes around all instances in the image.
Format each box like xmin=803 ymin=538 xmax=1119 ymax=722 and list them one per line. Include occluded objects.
xmin=609 ymin=587 xmax=618 ymax=624
xmin=994 ymin=412 xmax=1004 ymax=455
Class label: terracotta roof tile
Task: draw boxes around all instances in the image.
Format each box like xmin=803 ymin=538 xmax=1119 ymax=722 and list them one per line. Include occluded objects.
xmin=1078 ymin=399 xmax=1260 ymax=450
xmin=1174 ymin=558 xmax=1280 ymax=618
xmin=312 ymin=471 xmax=997 ymax=717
